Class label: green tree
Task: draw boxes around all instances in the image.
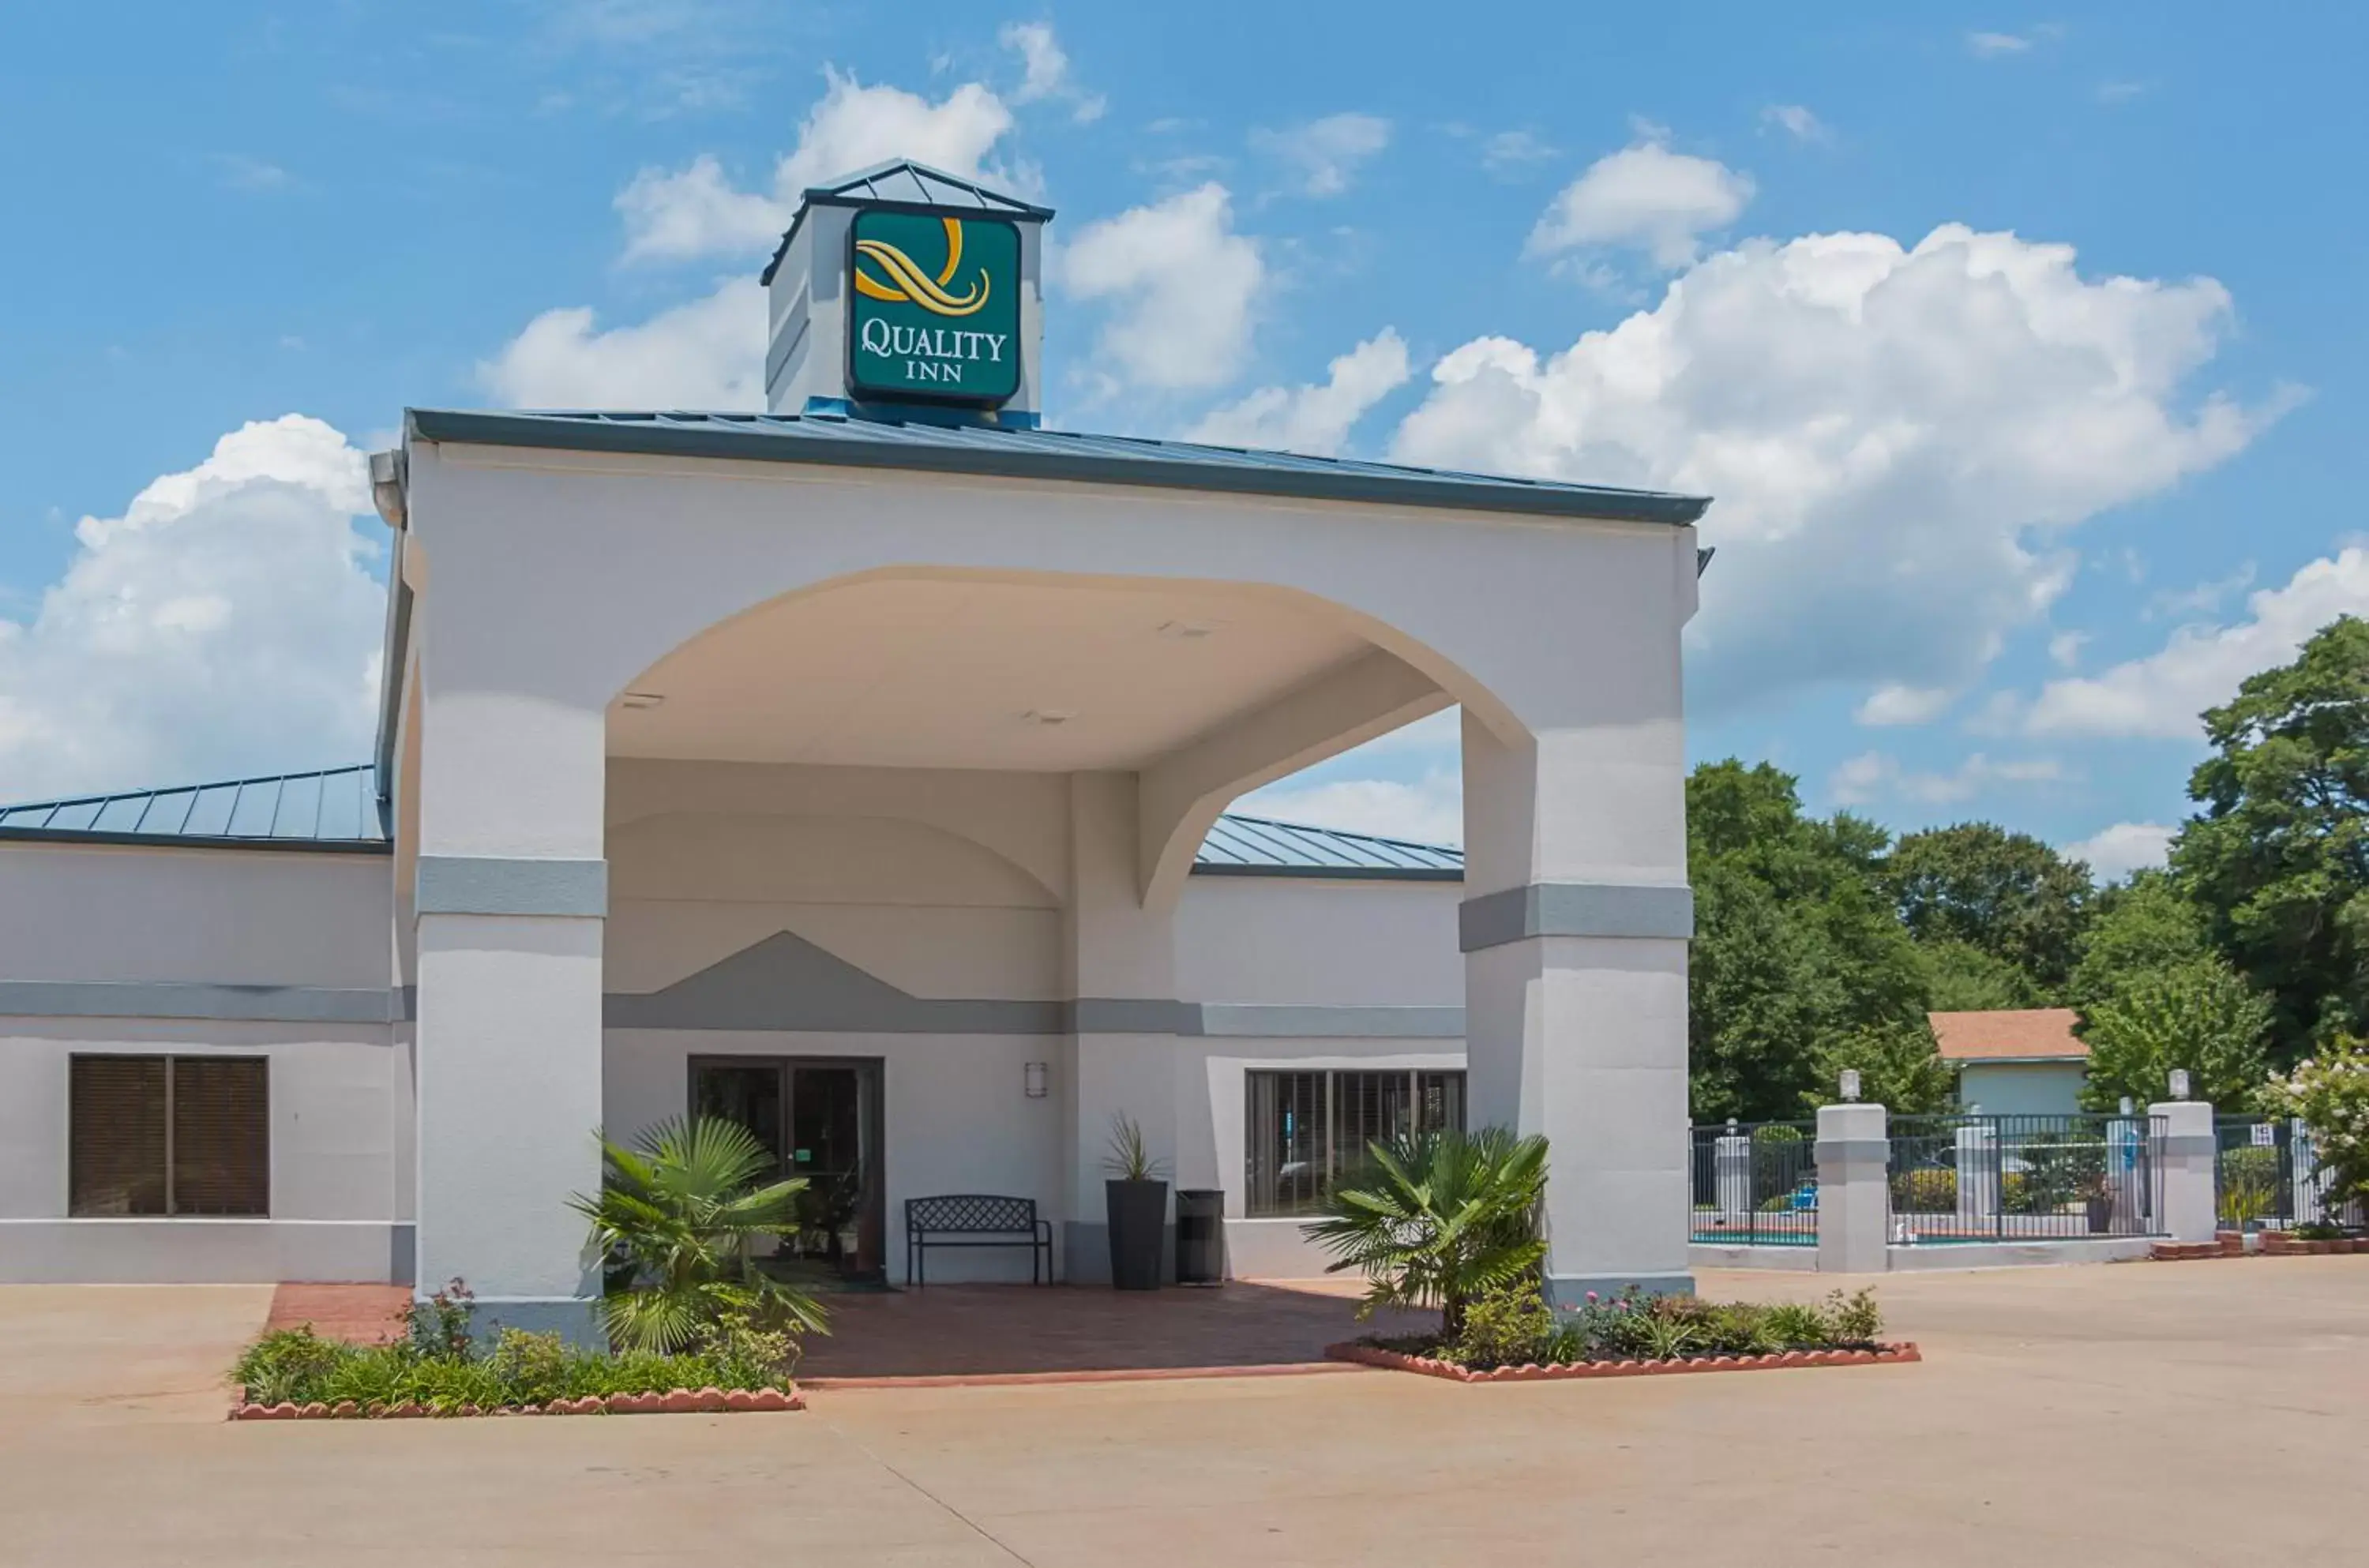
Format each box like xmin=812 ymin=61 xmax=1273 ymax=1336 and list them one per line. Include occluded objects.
xmin=1803 ymin=1018 xmax=1959 ymax=1116
xmin=2174 ymin=614 xmax=2369 ymax=1066
xmin=1883 ymin=823 xmax=2094 ymax=995
xmin=2075 ymin=958 xmax=2273 ymax=1112
xmin=1688 ymin=761 xmax=1928 ymax=1121
xmin=1301 ymin=1127 xmax=1548 ymax=1340
xmin=2067 ymin=870 xmax=2212 ymax=1011
xmin=572 ymin=1116 xmax=828 ymax=1353
xmin=1917 ymin=937 xmax=2048 ymax=1012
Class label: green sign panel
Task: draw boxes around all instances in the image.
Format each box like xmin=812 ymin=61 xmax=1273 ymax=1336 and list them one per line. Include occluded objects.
xmin=847 ymin=210 xmax=1022 ymax=406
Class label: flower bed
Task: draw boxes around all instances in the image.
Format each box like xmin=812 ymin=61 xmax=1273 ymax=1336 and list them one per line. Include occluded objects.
xmin=1324 ymin=1284 xmax=1920 ymax=1384
xmin=231 ymin=1386 xmax=801 ymax=1420
xmin=2260 ymin=1232 xmax=2363 ymax=1256
xmin=1327 ymin=1340 xmax=1920 ymax=1382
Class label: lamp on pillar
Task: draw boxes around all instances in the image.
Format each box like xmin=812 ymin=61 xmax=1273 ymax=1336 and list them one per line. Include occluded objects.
xmin=2168 ymin=1068 xmax=2192 ymax=1101
xmin=1838 ymin=1068 xmax=1862 ymax=1103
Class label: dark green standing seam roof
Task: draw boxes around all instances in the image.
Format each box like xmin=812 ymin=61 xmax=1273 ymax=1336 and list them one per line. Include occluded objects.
xmin=0 ymin=766 xmax=1462 ymax=878
xmin=404 ymin=409 xmax=1710 ymax=527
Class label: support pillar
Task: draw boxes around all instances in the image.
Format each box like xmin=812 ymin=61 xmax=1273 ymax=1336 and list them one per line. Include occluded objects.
xmin=1460 ymin=714 xmax=1692 ymax=1306
xmin=2151 ymin=1100 xmax=2219 ymax=1244
xmin=1060 ymin=772 xmax=1183 ymax=1285
xmin=1815 ymin=1102 xmax=1890 ymax=1274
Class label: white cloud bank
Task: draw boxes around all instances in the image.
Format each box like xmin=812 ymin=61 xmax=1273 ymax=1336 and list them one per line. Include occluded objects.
xmin=1252 ymin=113 xmax=1391 ymax=197
xmin=1237 ymin=768 xmax=1463 ymax=849
xmin=1187 ymin=329 xmax=1410 ymax=455
xmin=2063 ymin=821 xmax=2176 ymax=881
xmin=477 ymin=279 xmax=764 ymax=410
xmin=1001 ymin=21 xmax=1104 ymax=122
xmin=0 ymin=417 xmax=384 ymax=803
xmin=1527 ymin=140 xmax=1754 ymax=269
xmin=1057 ymin=184 xmax=1265 ymax=392
xmin=1828 ymin=750 xmax=2066 ymax=807
xmin=2025 ymin=546 xmax=2369 ymax=738
xmin=1393 ymin=223 xmax=2285 ymax=716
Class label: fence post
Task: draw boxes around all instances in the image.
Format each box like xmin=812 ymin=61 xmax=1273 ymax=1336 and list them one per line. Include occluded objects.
xmin=2151 ymin=1099 xmax=2218 ymax=1243
xmin=1816 ymin=1102 xmax=1889 ymax=1274
xmin=1714 ymin=1126 xmax=1751 ymax=1220
xmin=1954 ymin=1118 xmax=1999 ymax=1226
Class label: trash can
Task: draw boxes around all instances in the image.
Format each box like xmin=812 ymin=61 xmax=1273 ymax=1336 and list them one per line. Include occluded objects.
xmin=1174 ymin=1187 xmax=1225 ymax=1287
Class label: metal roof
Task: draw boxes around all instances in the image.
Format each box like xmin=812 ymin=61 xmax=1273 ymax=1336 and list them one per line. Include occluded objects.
xmin=404 ymin=408 xmax=1710 ymax=527
xmin=1195 ymin=813 xmax=1463 ymax=880
xmin=0 ymin=766 xmax=1462 ymax=878
xmin=761 ymin=159 xmax=1054 ymax=285
xmin=0 ymin=765 xmax=389 ymax=853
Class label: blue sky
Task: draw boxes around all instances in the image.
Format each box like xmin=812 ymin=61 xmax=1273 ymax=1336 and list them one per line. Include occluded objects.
xmin=2 ymin=2 xmax=2363 ymax=877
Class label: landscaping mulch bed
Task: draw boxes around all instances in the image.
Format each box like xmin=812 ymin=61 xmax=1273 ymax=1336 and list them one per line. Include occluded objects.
xmin=229 ymin=1386 xmax=802 ymax=1420
xmin=1325 ymin=1341 xmax=1920 ymax=1383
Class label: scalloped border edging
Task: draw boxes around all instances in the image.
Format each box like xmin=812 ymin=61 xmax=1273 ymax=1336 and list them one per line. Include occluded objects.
xmin=2256 ymin=1235 xmax=2361 ymax=1256
xmin=228 ymin=1385 xmax=803 ymax=1420
xmin=1323 ymin=1341 xmax=1920 ymax=1382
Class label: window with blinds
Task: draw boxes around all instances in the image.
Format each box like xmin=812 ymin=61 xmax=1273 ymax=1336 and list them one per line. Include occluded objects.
xmin=1244 ymin=1067 xmax=1466 ymax=1217
xmin=69 ymin=1056 xmax=268 ymax=1217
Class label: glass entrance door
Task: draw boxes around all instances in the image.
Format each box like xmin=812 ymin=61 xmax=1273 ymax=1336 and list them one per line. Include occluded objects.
xmin=689 ymin=1056 xmax=884 ymax=1282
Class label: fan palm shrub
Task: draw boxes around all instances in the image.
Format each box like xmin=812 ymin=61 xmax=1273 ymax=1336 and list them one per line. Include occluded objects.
xmin=571 ymin=1116 xmax=828 ymax=1353
xmin=1301 ymin=1126 xmax=1549 ymax=1339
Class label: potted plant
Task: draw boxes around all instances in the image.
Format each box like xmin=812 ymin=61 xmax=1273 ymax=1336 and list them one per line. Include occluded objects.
xmin=1102 ymin=1115 xmax=1170 ymax=1291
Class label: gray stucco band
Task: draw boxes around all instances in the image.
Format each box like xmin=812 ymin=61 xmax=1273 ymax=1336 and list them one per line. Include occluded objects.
xmin=0 ymin=981 xmax=404 ymax=1026
xmin=1197 ymin=1003 xmax=1465 ymax=1039
xmin=1070 ymin=997 xmax=1206 ymax=1035
xmin=415 ymin=855 xmax=608 ymax=918
xmin=1815 ymin=1138 xmax=1892 ymax=1169
xmin=2157 ymin=1132 xmax=2217 ymax=1161
xmin=1459 ymin=882 xmax=1695 ymax=951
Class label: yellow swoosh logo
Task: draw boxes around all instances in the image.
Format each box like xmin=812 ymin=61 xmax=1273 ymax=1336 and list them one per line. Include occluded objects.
xmin=854 ymin=216 xmax=991 ymax=317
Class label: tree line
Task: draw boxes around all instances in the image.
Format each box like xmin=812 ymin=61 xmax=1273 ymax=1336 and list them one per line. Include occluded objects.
xmin=1688 ymin=614 xmax=2369 ymax=1123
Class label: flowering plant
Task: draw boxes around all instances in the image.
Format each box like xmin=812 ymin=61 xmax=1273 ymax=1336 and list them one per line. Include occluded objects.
xmin=2265 ymin=1036 xmax=2369 ymax=1210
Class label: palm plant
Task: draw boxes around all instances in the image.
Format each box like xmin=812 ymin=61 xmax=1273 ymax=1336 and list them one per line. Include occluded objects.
xmin=1301 ymin=1126 xmax=1549 ymax=1339
xmin=570 ymin=1116 xmax=828 ymax=1353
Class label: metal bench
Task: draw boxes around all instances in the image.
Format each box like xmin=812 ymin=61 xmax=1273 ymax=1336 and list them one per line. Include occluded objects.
xmin=903 ymin=1194 xmax=1054 ymax=1287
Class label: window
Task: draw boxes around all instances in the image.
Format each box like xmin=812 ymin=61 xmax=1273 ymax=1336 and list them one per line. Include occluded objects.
xmin=1245 ymin=1068 xmax=1466 ymax=1217
xmin=69 ymin=1056 xmax=268 ymax=1217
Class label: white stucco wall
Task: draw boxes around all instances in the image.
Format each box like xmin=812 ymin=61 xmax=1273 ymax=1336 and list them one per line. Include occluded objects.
xmin=0 ymin=842 xmax=408 ymax=1282
xmin=1176 ymin=876 xmax=1462 ymax=1006
xmin=1958 ymin=1061 xmax=2089 ymax=1118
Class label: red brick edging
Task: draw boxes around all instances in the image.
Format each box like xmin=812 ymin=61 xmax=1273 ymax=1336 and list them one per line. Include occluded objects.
xmin=2258 ymin=1234 xmax=2360 ymax=1257
xmin=228 ymin=1386 xmax=802 ymax=1420
xmin=1323 ymin=1341 xmax=1920 ymax=1382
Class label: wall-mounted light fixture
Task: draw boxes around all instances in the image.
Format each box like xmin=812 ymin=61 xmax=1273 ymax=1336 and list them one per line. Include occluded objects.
xmin=1024 ymin=1061 xmax=1049 ymax=1099
xmin=1838 ymin=1068 xmax=1862 ymax=1103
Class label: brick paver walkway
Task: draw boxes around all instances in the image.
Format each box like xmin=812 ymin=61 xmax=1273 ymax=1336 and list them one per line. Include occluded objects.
xmin=264 ymin=1285 xmax=409 ymax=1345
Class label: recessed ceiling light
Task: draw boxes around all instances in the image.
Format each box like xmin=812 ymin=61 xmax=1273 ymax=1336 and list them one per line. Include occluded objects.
xmin=1157 ymin=620 xmax=1217 ymax=640
xmin=618 ymin=691 xmax=666 ymax=710
xmin=1023 ymin=708 xmax=1076 ymax=726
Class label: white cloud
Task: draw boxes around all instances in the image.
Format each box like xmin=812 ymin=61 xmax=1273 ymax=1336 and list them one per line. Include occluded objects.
xmin=2147 ymin=562 xmax=2254 ymax=621
xmin=1828 ymin=750 xmax=2066 ymax=807
xmin=1001 ymin=21 xmax=1104 ymax=122
xmin=1854 ymin=683 xmax=1954 ymax=726
xmin=1391 ymin=223 xmax=2286 ymax=716
xmin=2048 ymin=629 xmax=2089 ymax=669
xmin=617 ymin=70 xmax=1017 ymax=264
xmin=478 ymin=279 xmax=764 ymax=409
xmin=1187 ymin=329 xmax=1411 ymax=456
xmin=1526 ymin=140 xmax=1753 ymax=270
xmin=1967 ymin=31 xmax=2033 ymax=57
xmin=1482 ymin=129 xmax=1557 ymax=175
xmin=1252 ymin=113 xmax=1392 ymax=197
xmin=1761 ymin=104 xmax=1830 ymax=143
xmin=1237 ymin=769 xmax=1463 ymax=848
xmin=2063 ymin=821 xmax=2176 ymax=881
xmin=1057 ymin=184 xmax=1264 ymax=392
xmin=0 ymin=418 xmax=384 ymax=802
xmin=2025 ymin=546 xmax=2369 ymax=738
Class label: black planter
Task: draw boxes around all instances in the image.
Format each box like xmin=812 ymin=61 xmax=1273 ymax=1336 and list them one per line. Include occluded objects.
xmin=1105 ymin=1178 xmax=1169 ymax=1290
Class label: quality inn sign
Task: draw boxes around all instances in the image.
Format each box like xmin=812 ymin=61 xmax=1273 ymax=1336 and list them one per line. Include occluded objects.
xmin=847 ymin=211 xmax=1022 ymax=407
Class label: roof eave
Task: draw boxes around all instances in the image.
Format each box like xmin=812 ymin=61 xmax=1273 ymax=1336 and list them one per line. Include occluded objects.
xmin=0 ymin=827 xmax=392 ymax=856
xmin=403 ymin=409 xmax=1712 ymax=527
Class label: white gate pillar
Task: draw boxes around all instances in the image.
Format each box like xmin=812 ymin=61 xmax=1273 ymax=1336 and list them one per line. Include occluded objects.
xmin=1815 ymin=1102 xmax=1890 ymax=1274
xmin=1460 ymin=714 xmax=1692 ymax=1305
xmin=2151 ymin=1100 xmax=2220 ymax=1244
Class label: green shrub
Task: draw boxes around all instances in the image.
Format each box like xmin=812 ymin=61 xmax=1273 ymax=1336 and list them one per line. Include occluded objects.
xmin=1826 ymin=1287 xmax=1883 ymax=1344
xmin=1699 ymin=1303 xmax=1778 ymax=1355
xmin=1892 ymin=1168 xmax=1956 ymax=1212
xmin=231 ymin=1327 xmax=349 ymax=1408
xmin=1759 ymin=1301 xmax=1832 ymax=1349
xmin=1445 ymin=1283 xmax=1556 ymax=1368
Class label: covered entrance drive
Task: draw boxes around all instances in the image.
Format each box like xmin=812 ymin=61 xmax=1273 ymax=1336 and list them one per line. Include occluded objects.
xmin=389 ymin=400 xmax=1706 ymax=1335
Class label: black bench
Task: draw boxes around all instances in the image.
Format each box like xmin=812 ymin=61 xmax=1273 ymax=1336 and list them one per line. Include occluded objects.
xmin=904 ymin=1195 xmax=1054 ymax=1287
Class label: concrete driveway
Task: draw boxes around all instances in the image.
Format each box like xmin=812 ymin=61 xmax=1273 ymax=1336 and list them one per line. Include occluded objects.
xmin=1 ymin=1260 xmax=2363 ymax=1566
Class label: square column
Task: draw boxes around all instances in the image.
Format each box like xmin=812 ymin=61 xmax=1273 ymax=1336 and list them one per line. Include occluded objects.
xmin=1815 ymin=1102 xmax=1890 ymax=1274
xmin=410 ymin=688 xmax=610 ymax=1342
xmin=1461 ymin=715 xmax=1693 ymax=1304
xmin=2150 ymin=1100 xmax=2219 ymax=1244
xmin=1060 ymin=772 xmax=1184 ymax=1283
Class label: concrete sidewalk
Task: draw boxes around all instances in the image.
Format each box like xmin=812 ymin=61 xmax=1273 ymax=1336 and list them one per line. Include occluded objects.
xmin=2 ymin=1260 xmax=2364 ymax=1566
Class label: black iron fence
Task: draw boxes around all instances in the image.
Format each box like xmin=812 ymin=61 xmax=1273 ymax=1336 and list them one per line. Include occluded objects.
xmin=1690 ymin=1120 xmax=1819 ymax=1247
xmin=2215 ymin=1116 xmax=2297 ymax=1231
xmin=1885 ymin=1113 xmax=2166 ymax=1244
